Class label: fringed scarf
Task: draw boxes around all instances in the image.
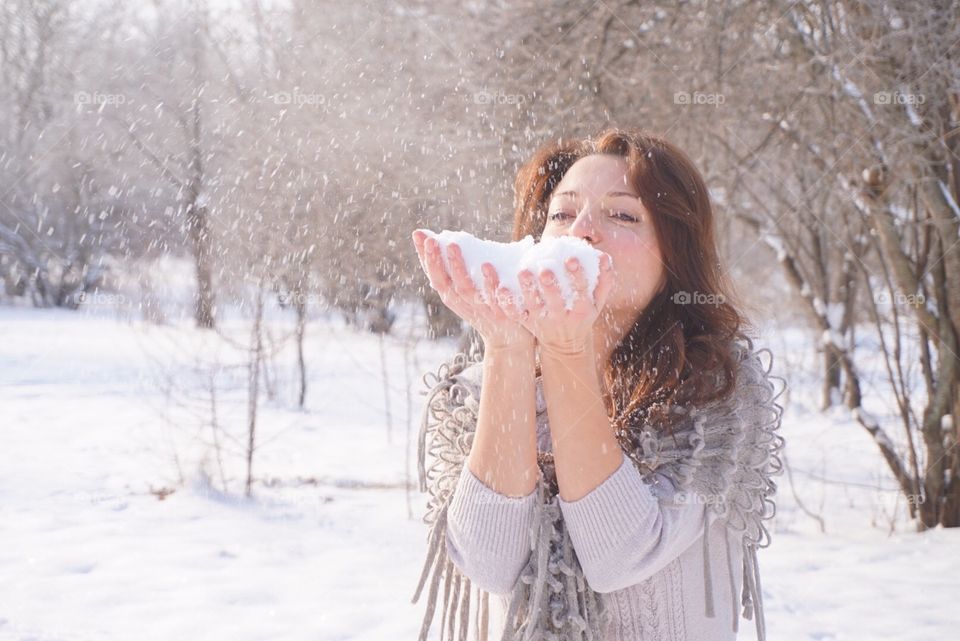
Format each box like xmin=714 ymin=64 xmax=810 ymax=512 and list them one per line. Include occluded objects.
xmin=411 ymin=338 xmax=786 ymax=641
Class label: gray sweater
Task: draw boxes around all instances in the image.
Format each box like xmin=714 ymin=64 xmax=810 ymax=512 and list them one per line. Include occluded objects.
xmin=444 ymin=359 xmax=765 ymax=640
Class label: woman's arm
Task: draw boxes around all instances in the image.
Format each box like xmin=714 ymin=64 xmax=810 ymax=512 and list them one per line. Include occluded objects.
xmin=556 ymin=450 xmax=710 ymax=594
xmin=444 ymin=341 xmax=541 ymax=595
xmin=541 ymin=343 xmax=708 ymax=594
xmin=540 ymin=343 xmax=623 ymax=502
xmin=412 ymin=230 xmax=544 ymax=594
xmin=467 ymin=340 xmax=539 ymax=496
xmin=514 ymin=254 xmax=708 ymax=593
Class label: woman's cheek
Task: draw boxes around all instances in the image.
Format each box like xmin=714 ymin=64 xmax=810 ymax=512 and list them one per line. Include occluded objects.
xmin=620 ymin=248 xmax=664 ymax=305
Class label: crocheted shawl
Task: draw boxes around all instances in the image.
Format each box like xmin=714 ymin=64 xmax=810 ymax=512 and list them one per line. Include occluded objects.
xmin=411 ymin=337 xmax=786 ymax=641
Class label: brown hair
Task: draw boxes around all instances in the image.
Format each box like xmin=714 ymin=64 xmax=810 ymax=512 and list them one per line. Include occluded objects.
xmin=511 ymin=128 xmax=754 ymax=437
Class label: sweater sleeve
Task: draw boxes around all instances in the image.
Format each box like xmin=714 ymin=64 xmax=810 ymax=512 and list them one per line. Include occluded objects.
xmin=557 ymin=449 xmax=708 ymax=594
xmin=445 ymin=463 xmax=537 ymax=595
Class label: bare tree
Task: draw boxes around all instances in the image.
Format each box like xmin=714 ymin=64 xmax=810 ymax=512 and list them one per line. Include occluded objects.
xmin=468 ymin=0 xmax=960 ymax=528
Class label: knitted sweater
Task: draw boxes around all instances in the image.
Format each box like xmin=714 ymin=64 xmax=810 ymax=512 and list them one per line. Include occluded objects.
xmin=437 ymin=349 xmax=782 ymax=641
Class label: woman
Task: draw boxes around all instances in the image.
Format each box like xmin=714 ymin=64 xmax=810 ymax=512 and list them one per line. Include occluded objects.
xmin=410 ymin=128 xmax=785 ymax=641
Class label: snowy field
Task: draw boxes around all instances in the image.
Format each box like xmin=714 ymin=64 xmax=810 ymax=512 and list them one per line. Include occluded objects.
xmin=1 ymin=303 xmax=957 ymax=641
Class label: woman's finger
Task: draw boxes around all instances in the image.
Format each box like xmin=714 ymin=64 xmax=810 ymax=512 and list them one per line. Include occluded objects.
xmin=424 ymin=237 xmax=453 ymax=291
xmin=481 ymin=263 xmax=509 ymax=317
xmin=447 ymin=243 xmax=480 ymax=300
xmin=538 ymin=268 xmax=567 ymax=313
xmin=519 ymin=269 xmax=543 ymax=318
xmin=411 ymin=231 xmax=428 ymax=270
xmin=485 ymin=268 xmax=523 ymax=323
xmin=594 ymin=254 xmax=616 ymax=308
xmin=496 ymin=286 xmax=522 ymax=320
xmin=565 ymin=257 xmax=590 ymax=310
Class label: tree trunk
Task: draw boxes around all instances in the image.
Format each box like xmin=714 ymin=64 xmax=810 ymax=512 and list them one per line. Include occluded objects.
xmin=187 ymin=200 xmax=216 ymax=329
xmin=295 ymin=289 xmax=307 ymax=409
xmin=245 ymin=283 xmax=264 ymax=498
xmin=187 ymin=18 xmax=215 ymax=329
xmin=822 ymin=348 xmax=842 ymax=410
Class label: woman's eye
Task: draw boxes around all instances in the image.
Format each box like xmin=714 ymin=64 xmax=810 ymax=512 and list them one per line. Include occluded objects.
xmin=548 ymin=210 xmax=638 ymax=222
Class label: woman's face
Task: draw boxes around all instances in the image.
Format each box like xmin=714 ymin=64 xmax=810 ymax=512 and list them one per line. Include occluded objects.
xmin=540 ymin=153 xmax=667 ymax=320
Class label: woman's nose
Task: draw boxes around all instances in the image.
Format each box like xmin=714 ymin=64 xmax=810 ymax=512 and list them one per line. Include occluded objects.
xmin=568 ymin=208 xmax=599 ymax=244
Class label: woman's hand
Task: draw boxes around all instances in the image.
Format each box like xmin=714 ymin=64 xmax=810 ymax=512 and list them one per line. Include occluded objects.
xmin=518 ymin=254 xmax=616 ymax=357
xmin=412 ymin=230 xmax=534 ymax=349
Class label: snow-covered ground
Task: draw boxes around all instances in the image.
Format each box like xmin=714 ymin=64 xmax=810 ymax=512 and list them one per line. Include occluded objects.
xmin=1 ymin=304 xmax=957 ymax=641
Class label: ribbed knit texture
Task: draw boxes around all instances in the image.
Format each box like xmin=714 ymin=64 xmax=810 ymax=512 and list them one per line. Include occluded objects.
xmin=444 ymin=444 xmax=735 ymax=638
xmin=445 ymin=463 xmax=539 ymax=595
xmin=448 ymin=464 xmax=537 ymax=553
xmin=556 ymin=450 xmax=657 ymax=568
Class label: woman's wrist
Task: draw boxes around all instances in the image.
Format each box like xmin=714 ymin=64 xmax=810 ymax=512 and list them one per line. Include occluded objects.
xmin=537 ymin=337 xmax=593 ymax=360
xmin=483 ymin=333 xmax=536 ymax=353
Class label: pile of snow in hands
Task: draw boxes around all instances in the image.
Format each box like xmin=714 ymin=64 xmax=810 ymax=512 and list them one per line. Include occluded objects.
xmin=418 ymin=229 xmax=606 ymax=311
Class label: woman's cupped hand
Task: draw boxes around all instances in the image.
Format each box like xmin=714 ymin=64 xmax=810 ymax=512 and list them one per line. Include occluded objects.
xmin=411 ymin=230 xmax=615 ymax=354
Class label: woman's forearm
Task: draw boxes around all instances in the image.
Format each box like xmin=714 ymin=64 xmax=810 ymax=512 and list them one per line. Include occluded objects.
xmin=540 ymin=344 xmax=623 ymax=502
xmin=466 ymin=340 xmax=539 ymax=497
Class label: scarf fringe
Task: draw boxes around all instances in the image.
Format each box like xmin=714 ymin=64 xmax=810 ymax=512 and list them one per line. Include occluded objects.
xmin=501 ymin=476 xmax=612 ymax=641
xmin=411 ymin=352 xmax=485 ymax=641
xmin=668 ymin=341 xmax=785 ymax=641
xmin=412 ymin=338 xmax=785 ymax=641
